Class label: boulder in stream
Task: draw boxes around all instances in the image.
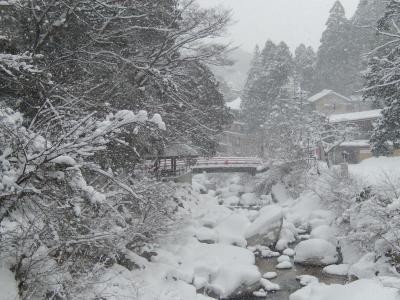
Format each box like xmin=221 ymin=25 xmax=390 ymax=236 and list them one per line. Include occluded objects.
xmin=294 ymin=239 xmax=338 ymax=266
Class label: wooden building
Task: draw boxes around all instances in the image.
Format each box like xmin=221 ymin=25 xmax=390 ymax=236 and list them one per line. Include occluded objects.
xmin=308 ymin=89 xmax=371 ymax=115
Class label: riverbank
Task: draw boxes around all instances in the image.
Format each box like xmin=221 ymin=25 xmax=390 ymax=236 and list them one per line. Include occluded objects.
xmin=124 ymin=160 xmax=400 ymax=299
xmin=4 ymin=160 xmax=397 ymax=299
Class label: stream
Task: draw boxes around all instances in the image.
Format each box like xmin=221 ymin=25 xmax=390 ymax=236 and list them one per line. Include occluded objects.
xmin=208 ymin=174 xmax=350 ymax=300
xmin=232 ymin=209 xmax=348 ymax=299
xmin=239 ymin=255 xmax=349 ymax=300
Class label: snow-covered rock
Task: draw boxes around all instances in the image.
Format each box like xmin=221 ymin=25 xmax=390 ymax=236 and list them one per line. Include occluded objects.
xmin=276 ymin=261 xmax=293 ymax=269
xmin=240 ymin=193 xmax=259 ymax=206
xmin=276 ymin=220 xmax=297 ymax=251
xmin=222 ymin=195 xmax=240 ymax=206
xmin=296 ymin=275 xmax=319 ymax=286
xmin=263 ymin=272 xmax=277 ymax=279
xmin=283 ymin=248 xmax=295 ymax=257
xmin=308 ymin=210 xmax=335 ymax=229
xmin=215 ymin=213 xmax=250 ymax=247
xmin=310 ymin=225 xmax=337 ymax=244
xmin=210 ymin=264 xmax=261 ymax=298
xmin=290 ymin=279 xmax=400 ymax=300
xmin=348 ymin=252 xmax=377 ymax=279
xmin=260 ymin=278 xmax=280 ymax=291
xmin=253 ymin=290 xmax=268 ymax=297
xmin=277 ymin=255 xmax=290 ymax=263
xmin=192 ymin=226 xmax=217 ymax=244
xmin=323 ymin=264 xmax=350 ymax=276
xmin=271 ymin=183 xmax=291 ymax=202
xmin=294 ymin=239 xmax=338 ymax=266
xmin=245 ymin=205 xmax=283 ymax=245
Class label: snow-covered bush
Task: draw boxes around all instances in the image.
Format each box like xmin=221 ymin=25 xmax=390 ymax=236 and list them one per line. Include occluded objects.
xmin=311 ymin=165 xmax=400 ymax=273
xmin=0 ymin=106 xmax=178 ymax=298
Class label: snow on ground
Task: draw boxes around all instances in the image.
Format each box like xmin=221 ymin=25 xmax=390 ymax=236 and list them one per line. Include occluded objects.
xmin=290 ymin=279 xmax=400 ymax=300
xmin=0 ymin=265 xmax=19 ymax=300
xmin=78 ymin=168 xmax=400 ymax=299
xmin=120 ymin=174 xmax=263 ymax=300
xmin=349 ymin=156 xmax=400 ymax=186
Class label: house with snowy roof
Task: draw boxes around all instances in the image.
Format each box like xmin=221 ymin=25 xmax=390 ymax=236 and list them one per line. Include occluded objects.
xmin=308 ymin=89 xmax=371 ymax=115
xmin=327 ymin=109 xmax=382 ymax=164
xmin=329 ymin=109 xmax=381 ymax=140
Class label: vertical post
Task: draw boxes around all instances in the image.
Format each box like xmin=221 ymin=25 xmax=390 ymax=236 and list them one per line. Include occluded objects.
xmin=172 ymin=158 xmax=177 ymax=176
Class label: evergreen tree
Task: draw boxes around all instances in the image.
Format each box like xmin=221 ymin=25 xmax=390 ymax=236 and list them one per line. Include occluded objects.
xmin=313 ymin=1 xmax=358 ymax=96
xmin=350 ymin=0 xmax=387 ymax=95
xmin=241 ymin=41 xmax=292 ymax=130
xmin=294 ymin=44 xmax=316 ymax=93
xmin=243 ymin=45 xmax=262 ymax=92
xmin=364 ymin=0 xmax=400 ymax=155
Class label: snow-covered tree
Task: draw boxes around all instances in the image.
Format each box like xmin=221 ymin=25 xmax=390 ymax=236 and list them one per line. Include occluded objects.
xmin=313 ymin=1 xmax=359 ymax=96
xmin=241 ymin=41 xmax=293 ymax=130
xmin=364 ymin=0 xmax=400 ymax=155
xmin=294 ymin=44 xmax=316 ymax=93
xmin=1 ymin=0 xmax=232 ymax=158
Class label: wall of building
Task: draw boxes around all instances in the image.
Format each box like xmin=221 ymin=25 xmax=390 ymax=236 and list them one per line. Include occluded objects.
xmin=218 ymin=122 xmax=261 ymax=156
xmin=313 ymin=95 xmax=353 ymax=115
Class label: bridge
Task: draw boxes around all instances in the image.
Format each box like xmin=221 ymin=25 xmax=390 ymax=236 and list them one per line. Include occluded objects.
xmin=192 ymin=157 xmax=264 ymax=175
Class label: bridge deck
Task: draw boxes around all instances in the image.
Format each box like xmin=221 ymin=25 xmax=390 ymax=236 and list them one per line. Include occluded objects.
xmin=193 ymin=157 xmax=262 ymax=175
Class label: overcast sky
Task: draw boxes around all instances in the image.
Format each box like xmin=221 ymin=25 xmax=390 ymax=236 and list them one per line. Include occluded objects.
xmin=199 ymin=0 xmax=360 ymax=53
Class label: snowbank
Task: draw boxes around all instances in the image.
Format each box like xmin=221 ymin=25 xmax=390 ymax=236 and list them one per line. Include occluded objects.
xmin=290 ymin=279 xmax=400 ymax=300
xmin=349 ymin=156 xmax=400 ymax=186
xmin=0 ymin=266 xmax=19 ymax=300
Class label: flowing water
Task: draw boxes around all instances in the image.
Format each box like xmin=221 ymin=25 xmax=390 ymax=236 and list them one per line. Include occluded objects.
xmin=210 ymin=174 xmax=349 ymax=300
xmin=239 ymin=256 xmax=349 ymax=300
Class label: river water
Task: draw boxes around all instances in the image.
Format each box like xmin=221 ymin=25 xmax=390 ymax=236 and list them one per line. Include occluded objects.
xmin=209 ymin=174 xmax=349 ymax=300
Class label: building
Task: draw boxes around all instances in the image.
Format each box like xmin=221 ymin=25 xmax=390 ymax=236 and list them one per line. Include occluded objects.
xmin=308 ymin=89 xmax=371 ymax=115
xmin=327 ymin=110 xmax=382 ymax=164
xmin=218 ymin=121 xmax=260 ymax=156
xmin=329 ymin=109 xmax=382 ymax=140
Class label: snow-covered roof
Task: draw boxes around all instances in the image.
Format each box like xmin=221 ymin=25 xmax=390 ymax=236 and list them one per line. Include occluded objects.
xmin=226 ymin=97 xmax=242 ymax=110
xmin=163 ymin=143 xmax=199 ymax=158
xmin=329 ymin=109 xmax=382 ymax=123
xmin=340 ymin=140 xmax=370 ymax=147
xmin=308 ymin=89 xmax=351 ymax=103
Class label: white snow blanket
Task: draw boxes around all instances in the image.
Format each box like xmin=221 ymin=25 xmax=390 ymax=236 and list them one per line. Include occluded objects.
xmin=0 ymin=266 xmax=19 ymax=300
xmin=290 ymin=279 xmax=400 ymax=300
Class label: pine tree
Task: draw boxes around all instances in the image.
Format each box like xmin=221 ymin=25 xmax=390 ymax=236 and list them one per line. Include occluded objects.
xmin=364 ymin=0 xmax=400 ymax=155
xmin=243 ymin=45 xmax=262 ymax=91
xmin=294 ymin=44 xmax=316 ymax=93
xmin=313 ymin=1 xmax=358 ymax=96
xmin=241 ymin=41 xmax=293 ymax=130
xmin=350 ymin=0 xmax=387 ymax=95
